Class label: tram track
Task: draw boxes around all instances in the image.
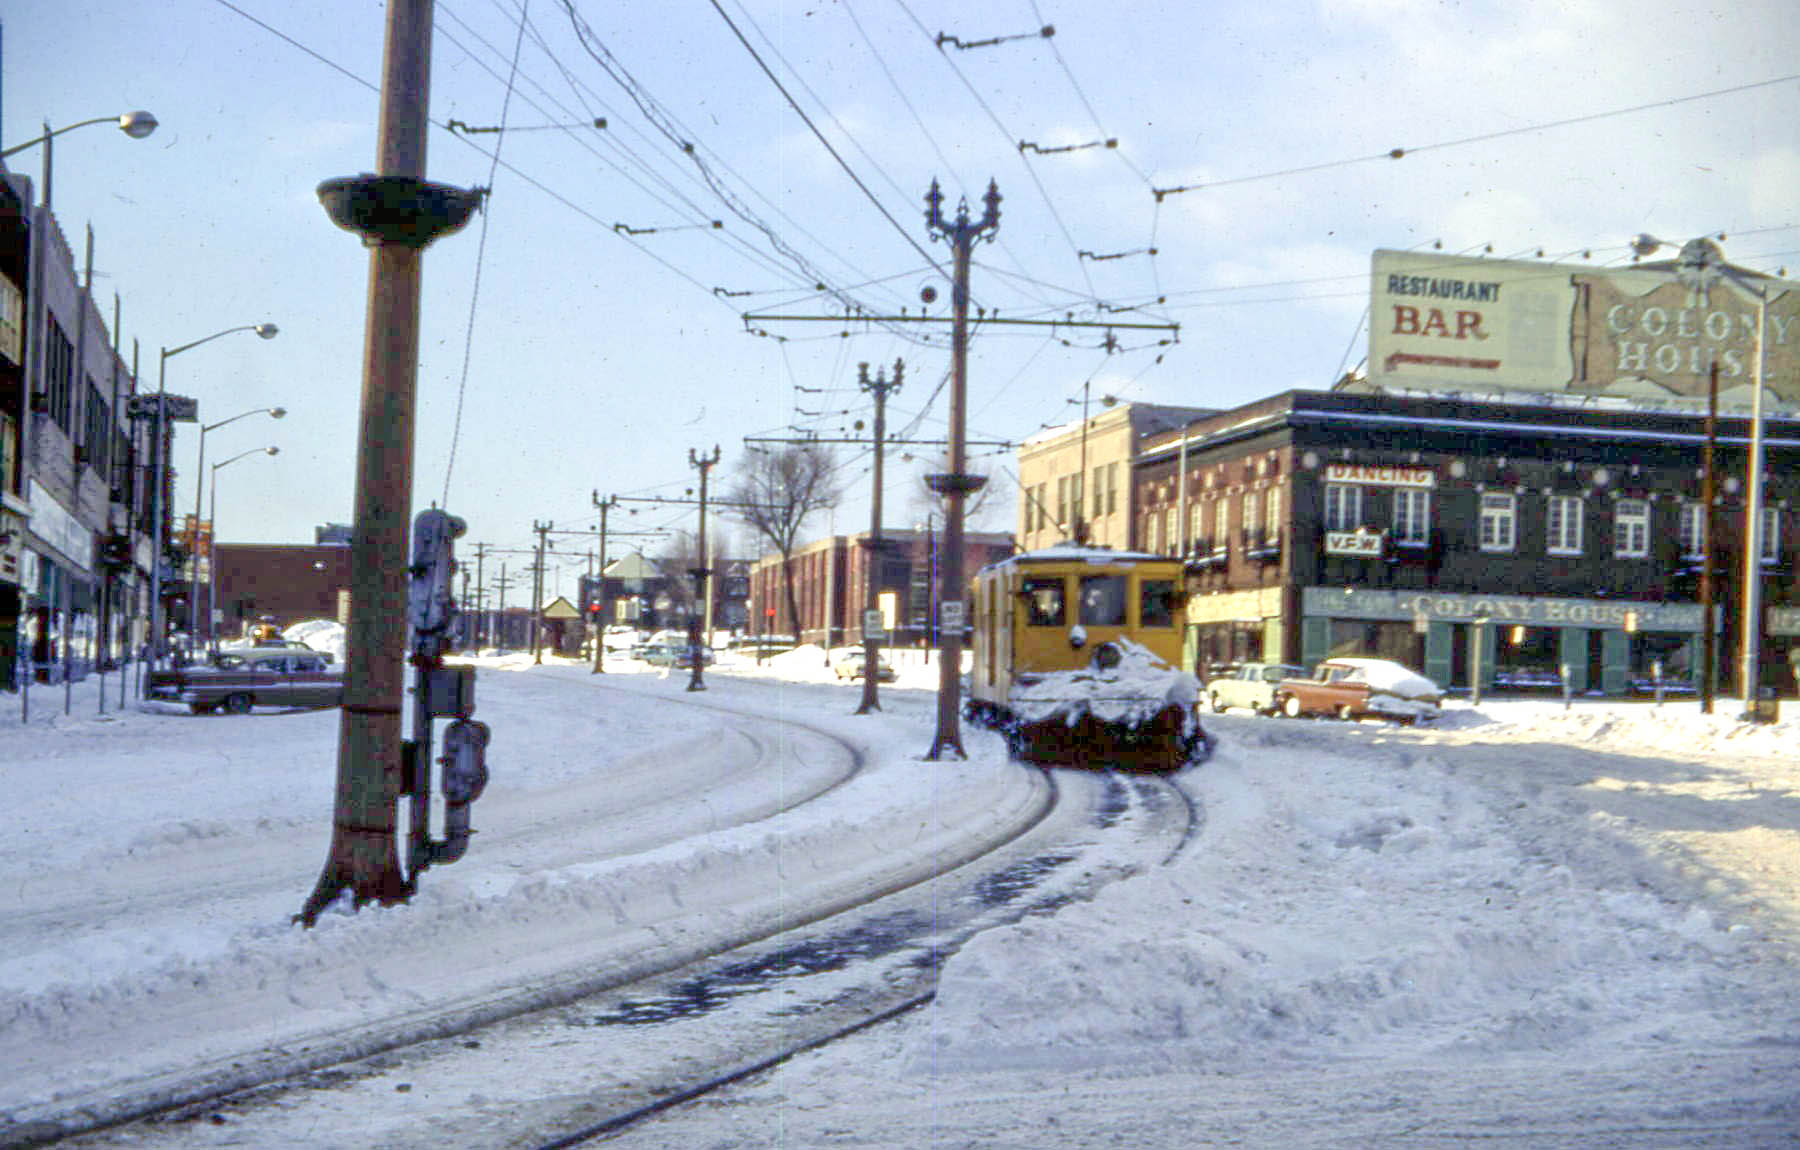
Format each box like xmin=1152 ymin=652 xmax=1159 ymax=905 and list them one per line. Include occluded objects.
xmin=55 ymin=761 xmax=1201 ymax=1150
xmin=15 ymin=679 xmax=1055 ymax=1149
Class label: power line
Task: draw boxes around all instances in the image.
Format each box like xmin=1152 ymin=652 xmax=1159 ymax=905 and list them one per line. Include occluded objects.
xmin=441 ymin=0 xmax=531 ymax=510
xmin=1153 ymin=72 xmax=1800 ymax=201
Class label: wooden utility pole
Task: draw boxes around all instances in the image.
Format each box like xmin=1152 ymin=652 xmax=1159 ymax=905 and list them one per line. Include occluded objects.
xmin=592 ymin=492 xmax=618 ymax=673
xmin=687 ymin=447 xmax=721 ymax=691
xmin=923 ymin=179 xmax=1000 ymax=760
xmin=1700 ymin=361 xmax=1718 ymax=714
xmin=856 ymin=359 xmax=902 ymax=714
xmin=300 ymin=0 xmax=482 ymax=924
xmin=531 ymin=520 xmax=551 ymax=663
xmin=470 ymin=541 xmax=489 ymax=651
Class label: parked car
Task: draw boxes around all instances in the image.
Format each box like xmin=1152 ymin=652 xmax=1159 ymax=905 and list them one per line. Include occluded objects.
xmin=832 ymin=648 xmax=896 ymax=682
xmin=146 ymin=648 xmax=343 ymax=715
xmin=1272 ymin=657 xmax=1443 ymax=723
xmin=635 ymin=642 xmax=714 ymax=668
xmin=1205 ymin=662 xmax=1308 ymax=714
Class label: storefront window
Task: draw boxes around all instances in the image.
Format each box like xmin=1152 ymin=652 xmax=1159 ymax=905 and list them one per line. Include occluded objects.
xmin=1763 ymin=507 xmax=1780 ymax=564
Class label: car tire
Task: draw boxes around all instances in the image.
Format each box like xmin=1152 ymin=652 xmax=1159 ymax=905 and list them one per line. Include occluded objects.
xmin=1281 ymin=694 xmax=1303 ymax=719
xmin=1337 ymin=703 xmax=1355 ymax=722
xmin=1209 ymin=692 xmax=1227 ymax=713
xmin=189 ymin=702 xmax=217 ymax=715
xmin=222 ymin=692 xmax=254 ymax=715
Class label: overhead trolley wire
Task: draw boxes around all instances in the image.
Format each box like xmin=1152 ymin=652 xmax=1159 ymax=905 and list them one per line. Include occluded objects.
xmin=1152 ymin=72 xmax=1800 ymax=200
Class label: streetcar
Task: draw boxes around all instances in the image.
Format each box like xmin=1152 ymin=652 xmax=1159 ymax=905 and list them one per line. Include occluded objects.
xmin=964 ymin=545 xmax=1208 ymax=770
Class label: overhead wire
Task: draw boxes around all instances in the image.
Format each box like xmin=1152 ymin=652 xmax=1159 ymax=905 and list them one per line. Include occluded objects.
xmin=440 ymin=0 xmax=531 ymax=511
xmin=1152 ymin=72 xmax=1800 ymax=200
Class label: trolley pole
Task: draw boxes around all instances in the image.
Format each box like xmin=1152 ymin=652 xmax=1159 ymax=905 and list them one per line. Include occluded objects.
xmin=591 ymin=492 xmax=618 ymax=673
xmin=923 ymin=179 xmax=999 ymax=760
xmin=686 ymin=447 xmax=720 ymax=691
xmin=856 ymin=359 xmax=902 ymax=714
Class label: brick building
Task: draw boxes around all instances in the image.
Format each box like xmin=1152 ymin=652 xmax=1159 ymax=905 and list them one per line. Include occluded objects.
xmin=749 ymin=528 xmax=1015 ymax=649
xmin=1133 ymin=388 xmax=1798 ymax=697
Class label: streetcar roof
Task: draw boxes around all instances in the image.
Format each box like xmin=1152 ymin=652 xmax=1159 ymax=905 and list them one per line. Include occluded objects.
xmin=984 ymin=543 xmax=1175 ymax=571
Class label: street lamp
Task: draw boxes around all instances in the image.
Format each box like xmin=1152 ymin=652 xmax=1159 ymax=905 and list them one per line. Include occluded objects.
xmin=189 ymin=407 xmax=287 ymax=642
xmin=149 ymin=324 xmax=279 ymax=664
xmin=6 ymin=111 xmax=159 ymax=672
xmin=207 ymin=446 xmax=280 ymax=654
xmin=1631 ymin=235 xmax=1785 ymax=716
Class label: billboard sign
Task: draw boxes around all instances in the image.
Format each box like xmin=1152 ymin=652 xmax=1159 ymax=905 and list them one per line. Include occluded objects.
xmin=1369 ymin=249 xmax=1796 ymax=406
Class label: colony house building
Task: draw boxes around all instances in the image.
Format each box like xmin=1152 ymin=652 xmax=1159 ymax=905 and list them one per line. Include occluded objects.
xmin=1135 ymin=388 xmax=1797 ymax=697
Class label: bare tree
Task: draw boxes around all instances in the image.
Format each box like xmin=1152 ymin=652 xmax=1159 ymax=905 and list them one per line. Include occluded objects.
xmin=726 ymin=443 xmax=842 ymax=639
xmin=656 ymin=529 xmax=701 ymax=622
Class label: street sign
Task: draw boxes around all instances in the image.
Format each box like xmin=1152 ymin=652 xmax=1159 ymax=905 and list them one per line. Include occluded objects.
xmin=939 ymin=600 xmax=965 ymax=630
xmin=125 ymin=394 xmax=199 ymax=422
xmin=862 ymin=608 xmax=887 ymax=640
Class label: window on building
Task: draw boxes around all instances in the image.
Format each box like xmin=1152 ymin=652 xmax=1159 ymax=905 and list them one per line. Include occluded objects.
xmin=1547 ymin=494 xmax=1583 ymax=555
xmin=1189 ymin=500 xmax=1205 ymax=553
xmin=1056 ymin=477 xmax=1069 ymax=532
xmin=1325 ymin=483 xmax=1361 ymax=531
xmin=1214 ymin=497 xmax=1231 ymax=554
xmin=1264 ymin=487 xmax=1281 ymax=544
xmin=83 ymin=380 xmax=109 ymax=470
xmin=1092 ymin=469 xmax=1105 ymax=520
xmin=1105 ymin=463 xmax=1118 ymax=516
xmin=1614 ymin=499 xmax=1650 ymax=558
xmin=1071 ymin=473 xmax=1085 ymax=530
xmin=1763 ymin=506 xmax=1781 ymax=564
xmin=1393 ymin=488 xmax=1430 ymax=545
xmin=1163 ymin=507 xmax=1178 ymax=556
xmin=1678 ymin=501 xmax=1706 ymax=559
xmin=45 ymin=320 xmax=74 ymax=432
xmin=1243 ymin=490 xmax=1261 ymax=544
xmin=1479 ymin=493 xmax=1516 ymax=552
xmin=1143 ymin=511 xmax=1159 ymax=554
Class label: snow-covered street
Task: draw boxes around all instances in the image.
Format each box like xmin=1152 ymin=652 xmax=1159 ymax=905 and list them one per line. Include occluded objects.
xmin=4 ymin=649 xmax=1798 ymax=1147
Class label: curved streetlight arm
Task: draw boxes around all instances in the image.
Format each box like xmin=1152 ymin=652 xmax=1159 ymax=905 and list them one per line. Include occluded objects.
xmin=213 ymin=445 xmax=280 ymax=473
xmin=206 ymin=446 xmax=279 ymax=656
xmin=190 ymin=408 xmax=287 ymax=640
xmin=203 ymin=406 xmax=287 ymax=435
xmin=0 ymin=111 xmax=158 ymax=160
xmin=162 ymin=323 xmax=280 ymax=364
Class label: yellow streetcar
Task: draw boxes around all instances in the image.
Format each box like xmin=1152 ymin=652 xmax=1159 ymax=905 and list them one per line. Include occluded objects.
xmin=965 ymin=545 xmax=1209 ymax=771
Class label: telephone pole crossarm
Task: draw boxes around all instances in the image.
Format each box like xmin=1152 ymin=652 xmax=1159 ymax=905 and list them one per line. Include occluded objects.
xmin=742 ymin=312 xmax=1178 ymax=335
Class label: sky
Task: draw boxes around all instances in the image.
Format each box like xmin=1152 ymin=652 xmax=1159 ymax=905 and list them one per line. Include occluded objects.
xmin=3 ymin=0 xmax=1797 ymax=595
xmin=5 ymin=640 xmax=1797 ymax=1145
